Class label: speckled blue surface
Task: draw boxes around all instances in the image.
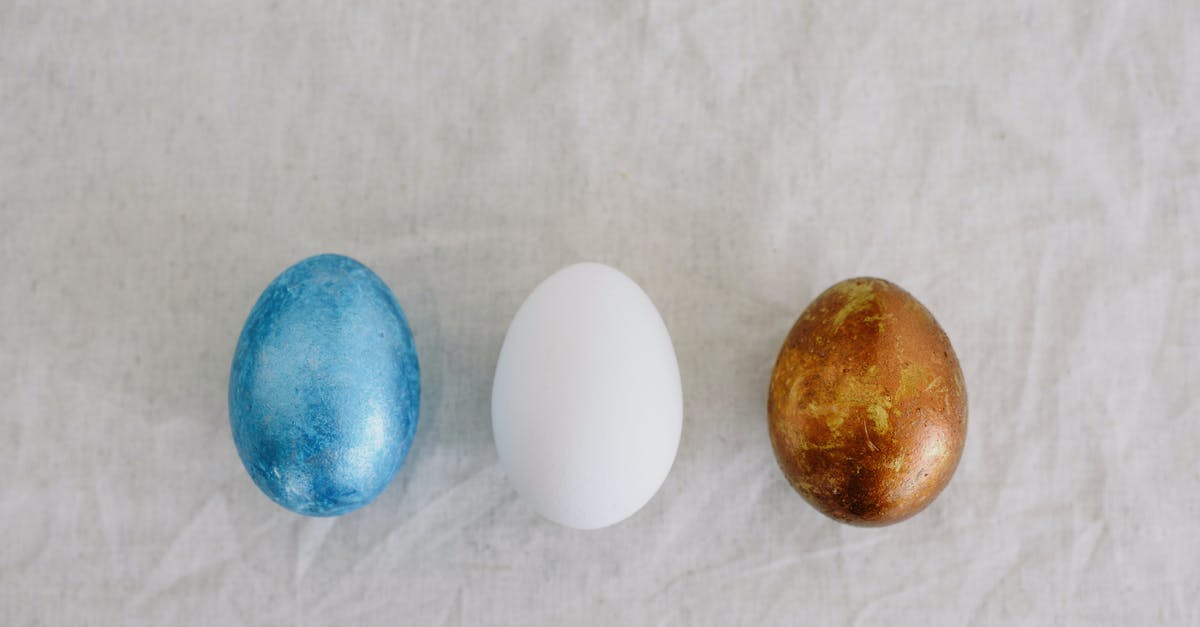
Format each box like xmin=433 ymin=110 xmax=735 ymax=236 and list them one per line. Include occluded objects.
xmin=229 ymin=254 xmax=420 ymax=516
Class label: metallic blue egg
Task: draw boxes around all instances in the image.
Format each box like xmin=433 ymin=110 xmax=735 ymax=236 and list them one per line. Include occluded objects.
xmin=229 ymin=254 xmax=420 ymax=516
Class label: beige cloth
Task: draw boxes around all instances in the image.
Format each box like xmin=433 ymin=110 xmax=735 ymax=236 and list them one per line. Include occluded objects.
xmin=1 ymin=2 xmax=1197 ymax=624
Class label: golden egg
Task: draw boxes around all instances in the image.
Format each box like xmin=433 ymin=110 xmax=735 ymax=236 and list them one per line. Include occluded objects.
xmin=768 ymin=277 xmax=967 ymax=526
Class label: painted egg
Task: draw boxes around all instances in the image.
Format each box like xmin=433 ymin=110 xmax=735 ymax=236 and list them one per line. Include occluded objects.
xmin=229 ymin=254 xmax=419 ymax=516
xmin=492 ymin=263 xmax=682 ymax=530
xmin=768 ymin=277 xmax=967 ymax=526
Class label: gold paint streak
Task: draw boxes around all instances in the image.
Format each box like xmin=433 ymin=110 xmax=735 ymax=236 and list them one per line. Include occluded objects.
xmin=834 ymin=373 xmax=890 ymax=408
xmin=862 ymin=312 xmax=894 ymax=330
xmin=780 ymin=423 xmax=807 ymax=452
xmin=831 ymin=281 xmax=876 ymax=329
xmin=806 ymin=401 xmax=850 ymax=437
xmin=868 ymin=404 xmax=890 ymax=434
xmin=898 ymin=363 xmax=930 ymax=399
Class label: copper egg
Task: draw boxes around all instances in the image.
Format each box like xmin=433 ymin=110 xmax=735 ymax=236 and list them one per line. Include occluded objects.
xmin=768 ymin=277 xmax=967 ymax=526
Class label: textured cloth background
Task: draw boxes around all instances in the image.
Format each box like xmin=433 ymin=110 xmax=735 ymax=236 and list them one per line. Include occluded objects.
xmin=1 ymin=2 xmax=1197 ymax=625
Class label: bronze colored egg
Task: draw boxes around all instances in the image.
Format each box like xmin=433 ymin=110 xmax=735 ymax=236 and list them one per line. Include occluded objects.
xmin=768 ymin=277 xmax=967 ymax=526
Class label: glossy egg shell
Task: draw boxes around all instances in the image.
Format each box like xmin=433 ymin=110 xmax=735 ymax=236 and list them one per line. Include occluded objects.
xmin=768 ymin=277 xmax=966 ymax=526
xmin=229 ymin=254 xmax=419 ymax=517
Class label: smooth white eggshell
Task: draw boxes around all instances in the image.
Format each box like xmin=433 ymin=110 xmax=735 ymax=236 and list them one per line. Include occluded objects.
xmin=491 ymin=263 xmax=683 ymax=530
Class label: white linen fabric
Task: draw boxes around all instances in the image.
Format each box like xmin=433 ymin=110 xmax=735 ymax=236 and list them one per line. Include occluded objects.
xmin=1 ymin=2 xmax=1196 ymax=625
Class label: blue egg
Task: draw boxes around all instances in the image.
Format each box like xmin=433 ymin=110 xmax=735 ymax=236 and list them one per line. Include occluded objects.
xmin=229 ymin=254 xmax=420 ymax=516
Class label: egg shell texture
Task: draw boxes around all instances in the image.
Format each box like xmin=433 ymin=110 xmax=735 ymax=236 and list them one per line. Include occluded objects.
xmin=491 ymin=263 xmax=682 ymax=530
xmin=229 ymin=254 xmax=419 ymax=517
xmin=768 ymin=277 xmax=967 ymax=526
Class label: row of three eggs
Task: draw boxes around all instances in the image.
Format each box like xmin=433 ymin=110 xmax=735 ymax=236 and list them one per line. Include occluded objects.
xmin=231 ymin=255 xmax=967 ymax=529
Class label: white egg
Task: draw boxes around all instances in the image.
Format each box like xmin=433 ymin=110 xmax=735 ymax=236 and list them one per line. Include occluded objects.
xmin=491 ymin=263 xmax=683 ymax=530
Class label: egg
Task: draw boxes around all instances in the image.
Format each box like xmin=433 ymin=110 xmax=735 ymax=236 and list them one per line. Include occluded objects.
xmin=768 ymin=277 xmax=966 ymax=526
xmin=492 ymin=263 xmax=682 ymax=530
xmin=229 ymin=254 xmax=420 ymax=516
